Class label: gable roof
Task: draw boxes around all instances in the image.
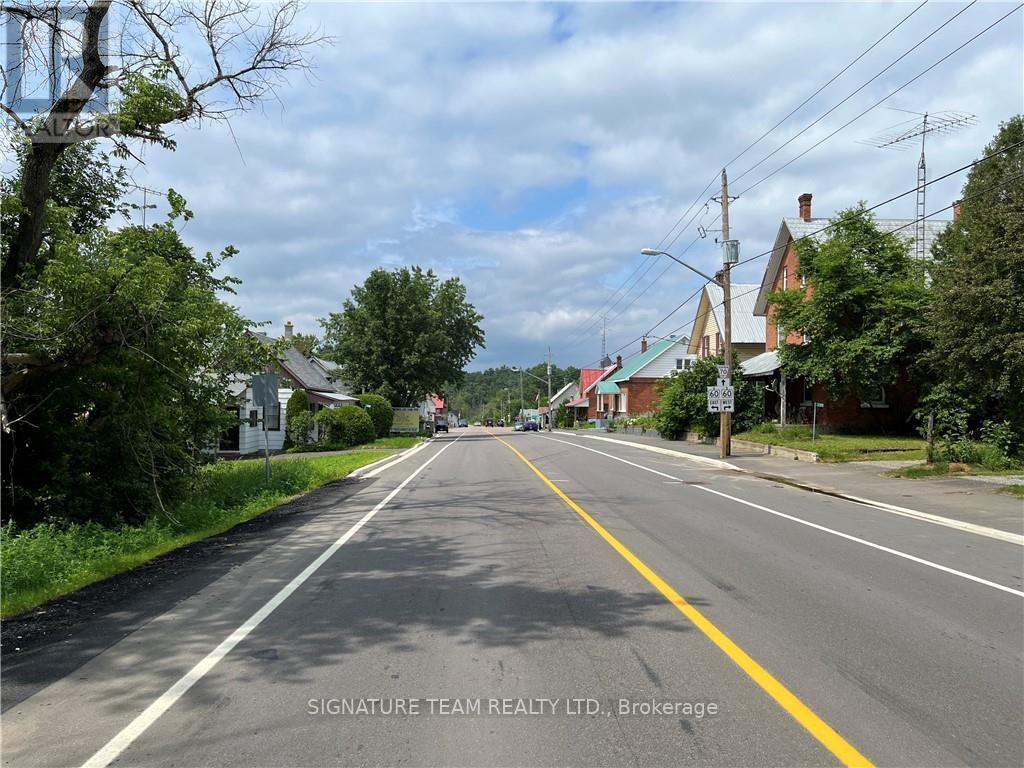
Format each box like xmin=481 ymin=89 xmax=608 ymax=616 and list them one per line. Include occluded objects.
xmin=697 ymin=282 xmax=763 ymax=344
xmin=753 ymin=216 xmax=950 ymax=315
xmin=250 ymin=332 xmax=339 ymax=392
xmin=579 ymin=367 xmax=607 ymax=395
xmin=549 ymin=380 xmax=578 ymax=406
xmin=611 ymin=336 xmax=687 ymax=382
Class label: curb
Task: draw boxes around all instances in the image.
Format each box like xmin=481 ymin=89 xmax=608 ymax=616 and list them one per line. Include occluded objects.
xmin=349 ymin=439 xmax=431 ymax=479
xmin=554 ymin=431 xmax=1023 ymax=546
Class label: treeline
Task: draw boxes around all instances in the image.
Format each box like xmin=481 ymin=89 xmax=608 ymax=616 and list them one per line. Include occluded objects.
xmin=448 ymin=363 xmax=581 ymax=421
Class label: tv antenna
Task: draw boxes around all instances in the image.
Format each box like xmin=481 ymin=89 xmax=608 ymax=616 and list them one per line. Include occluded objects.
xmin=860 ymin=109 xmax=975 ymax=258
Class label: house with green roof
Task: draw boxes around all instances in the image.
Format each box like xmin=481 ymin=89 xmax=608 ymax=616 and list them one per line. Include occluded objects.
xmin=592 ymin=335 xmax=694 ymax=419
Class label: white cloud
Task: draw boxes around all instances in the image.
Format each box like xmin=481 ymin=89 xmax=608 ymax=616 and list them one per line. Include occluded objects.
xmin=120 ymin=1 xmax=1022 ymax=371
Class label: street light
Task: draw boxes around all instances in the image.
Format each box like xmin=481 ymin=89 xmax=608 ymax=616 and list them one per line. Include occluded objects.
xmin=640 ymin=248 xmax=719 ymax=285
xmin=511 ymin=364 xmax=554 ymax=431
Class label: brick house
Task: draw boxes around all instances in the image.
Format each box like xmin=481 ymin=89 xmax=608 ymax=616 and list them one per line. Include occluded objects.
xmin=747 ymin=192 xmax=948 ymax=430
xmin=567 ymin=366 xmax=610 ymax=422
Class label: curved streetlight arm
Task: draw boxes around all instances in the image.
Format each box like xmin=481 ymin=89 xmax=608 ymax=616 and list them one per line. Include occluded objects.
xmin=511 ymin=366 xmax=550 ymax=386
xmin=640 ymin=248 xmax=719 ymax=284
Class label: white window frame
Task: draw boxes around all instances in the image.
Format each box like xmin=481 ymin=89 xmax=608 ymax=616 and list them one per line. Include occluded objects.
xmin=783 ymin=266 xmax=788 ymax=290
xmin=860 ymin=384 xmax=888 ymax=409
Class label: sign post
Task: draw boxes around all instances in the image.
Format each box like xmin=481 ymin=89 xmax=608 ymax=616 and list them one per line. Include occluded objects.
xmin=811 ymin=402 xmax=825 ymax=443
xmin=252 ymin=374 xmax=278 ymax=484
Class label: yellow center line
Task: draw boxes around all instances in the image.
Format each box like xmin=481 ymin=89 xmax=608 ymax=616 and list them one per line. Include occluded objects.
xmin=493 ymin=434 xmax=873 ymax=768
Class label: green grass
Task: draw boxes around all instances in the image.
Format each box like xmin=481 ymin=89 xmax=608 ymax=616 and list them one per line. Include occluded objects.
xmin=998 ymin=484 xmax=1024 ymax=498
xmin=885 ymin=461 xmax=1024 ymax=479
xmin=0 ymin=452 xmax=386 ymax=617
xmin=286 ymin=435 xmax=421 ymax=453
xmin=733 ymin=427 xmax=927 ymax=463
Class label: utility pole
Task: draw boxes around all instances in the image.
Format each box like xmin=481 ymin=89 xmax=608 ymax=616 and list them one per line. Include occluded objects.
xmin=719 ymin=168 xmax=732 ymax=459
xmin=547 ymin=346 xmax=553 ymax=431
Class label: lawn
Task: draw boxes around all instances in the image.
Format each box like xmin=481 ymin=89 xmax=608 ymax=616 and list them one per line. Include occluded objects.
xmin=733 ymin=426 xmax=927 ymax=462
xmin=286 ymin=435 xmax=422 ymax=453
xmin=885 ymin=462 xmax=1024 ymax=480
xmin=0 ymin=451 xmax=387 ymax=617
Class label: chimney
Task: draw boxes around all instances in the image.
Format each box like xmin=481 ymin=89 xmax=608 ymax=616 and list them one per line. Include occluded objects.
xmin=615 ymin=354 xmax=622 ymax=369
xmin=798 ymin=193 xmax=812 ymax=222
xmin=953 ymin=200 xmax=962 ymax=221
xmin=284 ymin=321 xmax=293 ymax=339
xmin=640 ymin=336 xmax=648 ymax=353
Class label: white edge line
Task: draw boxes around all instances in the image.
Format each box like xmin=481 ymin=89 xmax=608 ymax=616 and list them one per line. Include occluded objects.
xmin=81 ymin=434 xmax=462 ymax=768
xmin=555 ymin=431 xmax=1023 ymax=546
xmin=351 ymin=438 xmax=432 ymax=479
xmin=540 ymin=434 xmax=1024 ymax=599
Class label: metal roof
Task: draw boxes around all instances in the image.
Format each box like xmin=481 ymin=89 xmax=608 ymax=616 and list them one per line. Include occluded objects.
xmin=611 ymin=336 xmax=681 ymax=382
xmin=250 ymin=332 xmax=340 ymax=392
xmin=702 ymin=282 xmax=764 ymax=344
xmin=753 ymin=216 xmax=950 ymax=315
xmin=567 ymin=396 xmax=589 ymax=408
xmin=596 ymin=381 xmax=621 ymax=395
xmin=740 ymin=350 xmax=781 ymax=378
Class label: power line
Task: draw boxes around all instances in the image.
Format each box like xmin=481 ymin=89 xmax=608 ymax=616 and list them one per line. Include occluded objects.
xmin=735 ymin=2 xmax=1021 ymax=197
xmin=724 ymin=0 xmax=930 ymax=172
xmin=732 ymin=0 xmax=979 ymax=186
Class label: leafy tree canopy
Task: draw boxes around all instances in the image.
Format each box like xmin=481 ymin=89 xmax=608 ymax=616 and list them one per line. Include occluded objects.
xmin=319 ymin=267 xmax=485 ymax=406
xmin=768 ymin=205 xmax=929 ymax=402
xmin=655 ymin=356 xmax=759 ymax=439
xmin=924 ymin=115 xmax=1024 ymax=445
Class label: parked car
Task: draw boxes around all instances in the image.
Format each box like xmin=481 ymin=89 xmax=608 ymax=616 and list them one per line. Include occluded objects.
xmin=435 ymin=417 xmax=449 ymax=433
xmin=458 ymin=419 xmax=468 ymax=428
xmin=524 ymin=421 xmax=539 ymax=431
xmin=497 ymin=420 xmax=505 ymax=427
xmin=513 ymin=422 xmax=524 ymax=431
xmin=485 ymin=419 xmax=494 ymax=427
xmin=474 ymin=421 xmax=482 ymax=426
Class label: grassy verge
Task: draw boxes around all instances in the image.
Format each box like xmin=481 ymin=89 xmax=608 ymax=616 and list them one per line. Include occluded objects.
xmin=286 ymin=436 xmax=421 ymax=453
xmin=1 ymin=452 xmax=386 ymax=617
xmin=734 ymin=427 xmax=926 ymax=462
xmin=885 ymin=461 xmax=1024 ymax=479
xmin=998 ymin=485 xmax=1024 ymax=498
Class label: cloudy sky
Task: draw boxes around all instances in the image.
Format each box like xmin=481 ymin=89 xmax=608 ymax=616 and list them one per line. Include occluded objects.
xmin=122 ymin=0 xmax=1022 ymax=371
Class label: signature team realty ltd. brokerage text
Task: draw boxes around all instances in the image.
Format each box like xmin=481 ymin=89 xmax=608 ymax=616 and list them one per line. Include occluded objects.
xmin=307 ymin=698 xmax=719 ymax=719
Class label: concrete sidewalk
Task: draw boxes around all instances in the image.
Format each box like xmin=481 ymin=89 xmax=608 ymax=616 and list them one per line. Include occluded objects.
xmin=559 ymin=430 xmax=1024 ymax=536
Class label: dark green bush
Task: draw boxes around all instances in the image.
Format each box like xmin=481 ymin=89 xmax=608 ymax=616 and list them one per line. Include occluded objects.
xmin=315 ymin=405 xmax=375 ymax=448
xmin=285 ymin=390 xmax=311 ymax=448
xmin=655 ymin=356 xmax=760 ymax=439
xmin=357 ymin=393 xmax=394 ymax=437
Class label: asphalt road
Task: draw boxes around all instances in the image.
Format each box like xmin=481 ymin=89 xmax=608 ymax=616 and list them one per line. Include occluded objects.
xmin=3 ymin=427 xmax=1022 ymax=767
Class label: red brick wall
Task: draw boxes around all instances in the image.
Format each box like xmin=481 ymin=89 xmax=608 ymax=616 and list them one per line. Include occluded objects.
xmin=792 ymin=373 xmax=916 ymax=433
xmin=622 ymin=379 xmax=661 ymax=416
xmin=765 ymin=242 xmax=812 ymax=350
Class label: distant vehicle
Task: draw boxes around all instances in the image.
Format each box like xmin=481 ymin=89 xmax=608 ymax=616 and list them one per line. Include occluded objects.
xmin=474 ymin=421 xmax=482 ymax=426
xmin=524 ymin=421 xmax=539 ymax=431
xmin=435 ymin=417 xmax=449 ymax=433
xmin=497 ymin=420 xmax=505 ymax=427
xmin=513 ymin=422 xmax=524 ymax=431
xmin=485 ymin=419 xmax=494 ymax=427
xmin=458 ymin=419 xmax=468 ymax=427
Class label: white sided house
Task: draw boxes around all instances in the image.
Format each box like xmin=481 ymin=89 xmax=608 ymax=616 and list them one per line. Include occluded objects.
xmin=219 ymin=326 xmax=358 ymax=456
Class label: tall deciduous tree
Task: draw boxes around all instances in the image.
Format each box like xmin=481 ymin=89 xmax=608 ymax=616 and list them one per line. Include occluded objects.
xmin=768 ymin=206 xmax=929 ymax=402
xmin=320 ymin=267 xmax=485 ymax=406
xmin=924 ymin=116 xmax=1024 ymax=445
xmin=1 ymin=0 xmax=324 ymax=292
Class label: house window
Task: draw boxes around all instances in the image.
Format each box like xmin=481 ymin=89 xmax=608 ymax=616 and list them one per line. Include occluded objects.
xmin=802 ymin=332 xmax=811 ymax=345
xmin=861 ymin=384 xmax=888 ymax=409
xmin=675 ymin=358 xmax=684 ymax=370
xmin=776 ymin=321 xmax=784 ymax=347
xmin=800 ymin=272 xmax=807 ymax=289
xmin=265 ymin=401 xmax=282 ymax=431
xmin=783 ymin=266 xmax=788 ymax=289
xmin=800 ymin=380 xmax=813 ymax=406
xmin=715 ymin=333 xmax=722 ymax=355
xmin=684 ymin=358 xmax=693 ymax=370
xmin=702 ymin=335 xmax=711 ymax=357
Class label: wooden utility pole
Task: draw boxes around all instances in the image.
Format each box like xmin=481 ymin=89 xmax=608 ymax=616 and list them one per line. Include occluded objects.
xmin=719 ymin=168 xmax=732 ymax=459
xmin=547 ymin=347 xmax=553 ymax=431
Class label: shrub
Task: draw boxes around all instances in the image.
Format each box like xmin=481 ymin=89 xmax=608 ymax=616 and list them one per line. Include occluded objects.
xmin=752 ymin=421 xmax=779 ymax=434
xmin=285 ymin=390 xmax=312 ymax=447
xmin=655 ymin=356 xmax=760 ymax=439
xmin=315 ymin=405 xmax=375 ymax=448
xmin=357 ymin=393 xmax=394 ymax=437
